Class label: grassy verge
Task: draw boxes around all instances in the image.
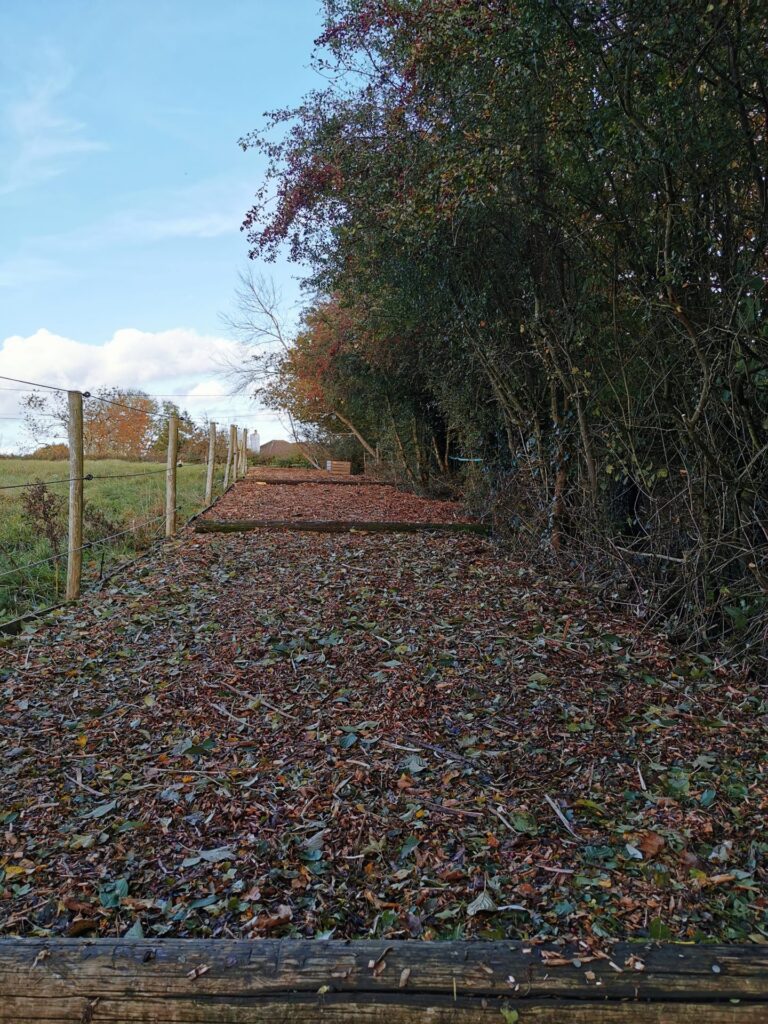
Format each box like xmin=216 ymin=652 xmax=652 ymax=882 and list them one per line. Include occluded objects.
xmin=0 ymin=459 xmax=225 ymax=623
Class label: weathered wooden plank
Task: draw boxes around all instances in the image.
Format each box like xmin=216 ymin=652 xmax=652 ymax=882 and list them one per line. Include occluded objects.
xmin=0 ymin=939 xmax=764 ymax=1006
xmin=244 ymin=478 xmax=392 ymax=486
xmin=194 ymin=518 xmax=489 ymax=535
xmin=0 ymin=993 xmax=763 ymax=1023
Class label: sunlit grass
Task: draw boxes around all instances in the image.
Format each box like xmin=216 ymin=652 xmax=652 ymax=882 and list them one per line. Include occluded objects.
xmin=0 ymin=458 xmax=226 ymax=623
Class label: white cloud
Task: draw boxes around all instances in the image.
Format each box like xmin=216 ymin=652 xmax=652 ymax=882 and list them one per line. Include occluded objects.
xmin=0 ymin=326 xmax=287 ymax=452
xmin=0 ymin=326 xmax=240 ymax=390
xmin=0 ymin=49 xmax=106 ymax=197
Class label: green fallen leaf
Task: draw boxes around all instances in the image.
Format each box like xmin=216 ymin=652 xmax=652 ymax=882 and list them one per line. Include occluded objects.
xmin=510 ymin=810 xmax=538 ymax=835
xmin=83 ymin=799 xmax=118 ymax=820
xmin=99 ymin=878 xmax=129 ymax=909
xmin=399 ymin=835 xmax=419 ymax=859
xmin=649 ymin=917 xmax=672 ymax=940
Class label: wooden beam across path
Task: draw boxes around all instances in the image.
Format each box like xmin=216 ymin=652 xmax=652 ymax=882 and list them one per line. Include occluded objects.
xmin=245 ymin=477 xmax=394 ymax=486
xmin=194 ymin=517 xmax=490 ymax=536
xmin=0 ymin=938 xmax=765 ymax=1022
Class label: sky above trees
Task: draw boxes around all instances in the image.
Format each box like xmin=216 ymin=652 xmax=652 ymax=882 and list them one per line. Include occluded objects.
xmin=0 ymin=0 xmax=324 ymax=449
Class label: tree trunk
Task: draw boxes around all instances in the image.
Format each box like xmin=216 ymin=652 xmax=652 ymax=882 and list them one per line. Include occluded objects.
xmin=386 ymin=400 xmax=418 ymax=487
xmin=332 ymin=410 xmax=377 ymax=460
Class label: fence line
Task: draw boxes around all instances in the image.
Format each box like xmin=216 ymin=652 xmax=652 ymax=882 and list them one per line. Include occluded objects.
xmin=0 ymin=512 xmax=174 ymax=582
xmin=0 ymin=474 xmax=93 ymax=490
xmin=0 ymin=550 xmax=70 ymax=582
xmin=0 ymin=374 xmax=68 ymax=392
xmin=89 ymin=467 xmax=171 ymax=481
xmin=0 ymin=372 xmax=257 ymax=402
xmin=0 ymin=467 xmax=201 ymax=492
xmin=0 ymin=374 xmax=259 ymax=622
xmin=86 ymin=394 xmax=157 ymax=415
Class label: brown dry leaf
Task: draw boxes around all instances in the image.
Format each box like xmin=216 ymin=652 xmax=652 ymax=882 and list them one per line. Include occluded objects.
xmin=30 ymin=949 xmax=50 ymax=970
xmin=638 ymin=832 xmax=665 ymax=858
xmin=437 ymin=868 xmax=465 ymax=882
xmin=258 ymin=904 xmax=293 ymax=931
xmin=540 ymin=950 xmax=571 ymax=966
xmin=186 ymin=964 xmax=210 ymax=980
xmin=66 ymin=919 xmax=99 ymax=937
xmin=368 ymin=946 xmax=394 ymax=977
xmin=64 ymin=898 xmax=95 ymax=914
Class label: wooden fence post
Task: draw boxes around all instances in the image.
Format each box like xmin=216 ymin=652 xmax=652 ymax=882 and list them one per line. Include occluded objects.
xmin=65 ymin=390 xmax=84 ymax=601
xmin=165 ymin=413 xmax=178 ymax=538
xmin=242 ymin=428 xmax=248 ymax=477
xmin=229 ymin=424 xmax=238 ymax=486
xmin=205 ymin=421 xmax=216 ymax=505
xmin=223 ymin=425 xmax=233 ymax=489
xmin=235 ymin=427 xmax=243 ymax=480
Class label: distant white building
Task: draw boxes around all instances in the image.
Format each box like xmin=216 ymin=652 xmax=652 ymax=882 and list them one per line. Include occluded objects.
xmin=248 ymin=430 xmax=260 ymax=455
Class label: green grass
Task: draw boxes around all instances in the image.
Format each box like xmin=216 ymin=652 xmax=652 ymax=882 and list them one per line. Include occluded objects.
xmin=0 ymin=459 xmax=226 ymax=623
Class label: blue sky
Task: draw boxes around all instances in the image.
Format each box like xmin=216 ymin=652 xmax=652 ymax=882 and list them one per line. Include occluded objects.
xmin=0 ymin=0 xmax=325 ymax=449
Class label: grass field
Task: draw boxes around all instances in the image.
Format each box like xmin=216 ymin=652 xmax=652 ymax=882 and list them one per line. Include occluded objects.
xmin=0 ymin=459 xmax=226 ymax=624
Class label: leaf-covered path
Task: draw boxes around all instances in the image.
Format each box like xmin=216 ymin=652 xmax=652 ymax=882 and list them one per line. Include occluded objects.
xmin=201 ymin=468 xmax=472 ymax=523
xmin=0 ymin=473 xmax=764 ymax=944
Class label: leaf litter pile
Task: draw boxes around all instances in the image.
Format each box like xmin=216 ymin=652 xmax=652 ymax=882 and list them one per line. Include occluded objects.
xmin=250 ymin=467 xmax=341 ymax=483
xmin=0 ymin=476 xmax=765 ymax=945
xmin=203 ymin=478 xmax=470 ymax=524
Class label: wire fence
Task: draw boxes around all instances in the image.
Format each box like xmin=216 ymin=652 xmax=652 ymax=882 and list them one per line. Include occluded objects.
xmin=0 ymin=373 xmax=258 ymax=626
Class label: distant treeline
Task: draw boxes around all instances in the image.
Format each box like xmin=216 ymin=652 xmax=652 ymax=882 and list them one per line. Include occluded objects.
xmin=21 ymin=388 xmax=228 ymax=463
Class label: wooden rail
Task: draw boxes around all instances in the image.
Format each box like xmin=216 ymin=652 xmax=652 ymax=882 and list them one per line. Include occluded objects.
xmin=245 ymin=477 xmax=393 ymax=486
xmin=195 ymin=518 xmax=490 ymax=535
xmin=0 ymin=938 xmax=765 ymax=1022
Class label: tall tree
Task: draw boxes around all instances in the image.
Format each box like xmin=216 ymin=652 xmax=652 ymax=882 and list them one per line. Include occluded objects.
xmin=23 ymin=389 xmax=160 ymax=459
xmin=239 ymin=0 xmax=768 ymax=658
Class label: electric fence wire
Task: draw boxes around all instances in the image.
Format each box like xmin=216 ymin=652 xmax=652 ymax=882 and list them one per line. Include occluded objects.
xmin=0 ymin=475 xmax=94 ymax=491
xmin=0 ymin=370 xmax=239 ymax=593
xmin=0 ymin=372 xmax=259 ymax=404
xmin=0 ymin=374 xmax=68 ymax=393
xmin=0 ymin=465 xmax=192 ymax=491
xmin=85 ymin=394 xmax=157 ymax=415
xmin=0 ymin=510 xmax=180 ymax=583
xmin=0 ymin=375 xmax=259 ymax=452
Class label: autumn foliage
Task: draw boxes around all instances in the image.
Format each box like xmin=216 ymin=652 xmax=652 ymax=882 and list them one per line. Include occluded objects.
xmin=241 ymin=0 xmax=768 ymax=662
xmin=23 ymin=388 xmax=210 ymax=462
